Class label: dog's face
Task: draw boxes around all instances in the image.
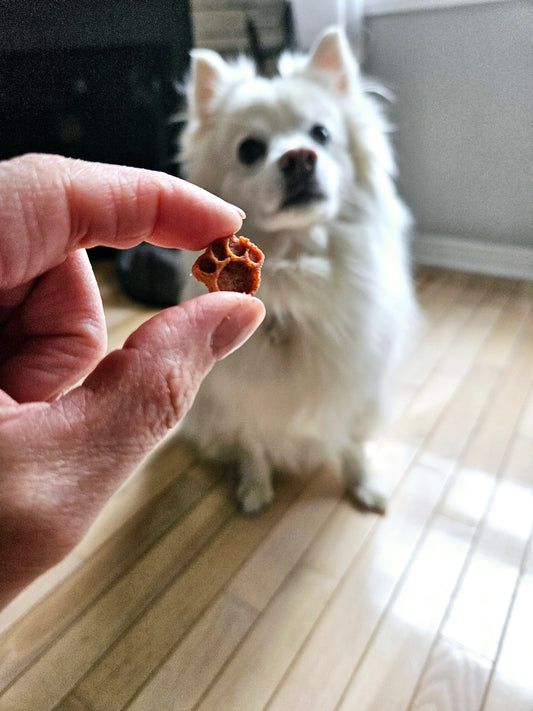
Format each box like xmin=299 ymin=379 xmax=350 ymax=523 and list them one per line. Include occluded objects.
xmin=181 ymin=29 xmax=369 ymax=237
xmin=205 ymin=77 xmax=353 ymax=232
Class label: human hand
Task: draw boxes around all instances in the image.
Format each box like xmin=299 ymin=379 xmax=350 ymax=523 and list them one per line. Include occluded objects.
xmin=0 ymin=154 xmax=265 ymax=608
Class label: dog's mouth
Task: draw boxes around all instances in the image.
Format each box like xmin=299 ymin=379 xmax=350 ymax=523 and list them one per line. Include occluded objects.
xmin=280 ymin=186 xmax=326 ymax=210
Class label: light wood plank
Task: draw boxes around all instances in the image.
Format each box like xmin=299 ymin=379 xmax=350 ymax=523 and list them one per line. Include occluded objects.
xmin=128 ymin=467 xmax=398 ymax=711
xmin=441 ymin=473 xmax=533 ymax=661
xmin=0 ymin=554 xmax=85 ymax=644
xmin=523 ymin=537 xmax=533 ymax=575
xmin=483 ymin=574 xmax=533 ymax=711
xmin=300 ymin=497 xmax=378 ymax=580
xmin=477 ymin=288 xmax=530 ymax=369
xmin=441 ymin=535 xmax=518 ymax=665
xmin=395 ymin=270 xmax=471 ymax=416
xmin=458 ymin=311 xmax=533 ymax=478
xmin=196 ymin=567 xmax=336 ymax=711
xmin=0 ymin=484 xmax=235 ymax=711
xmin=504 ymin=434 xmax=533 ymax=489
xmin=409 ymin=636 xmax=491 ymax=711
xmin=77 ymin=468 xmax=340 ymax=711
xmin=227 ymin=466 xmax=343 ymax=611
xmin=401 ymin=278 xmax=488 ymax=387
xmin=435 ymin=292 xmax=512 ymax=381
xmin=503 ymin=379 xmax=533 ymax=488
xmin=126 ymin=489 xmax=372 ymax=711
xmin=396 ymin=369 xmax=465 ymax=446
xmin=62 ymin=473 xmax=306 ymax=711
xmin=54 ymin=694 xmax=94 ymax=711
xmin=126 ymin=591 xmax=257 ymax=711
xmin=439 ymin=467 xmax=495 ymax=527
xmin=518 ymin=382 xmax=533 ymax=437
xmin=0 ymin=454 xmax=209 ymax=689
xmin=396 ymin=280 xmax=510 ymax=448
xmin=264 ymin=464 xmax=451 ymax=711
xmin=333 ymin=517 xmax=474 ymax=711
xmin=420 ymin=363 xmax=500 ymax=478
xmin=437 ymin=309 xmax=533 ymax=527
xmin=432 ymin=305 xmax=528 ymax=522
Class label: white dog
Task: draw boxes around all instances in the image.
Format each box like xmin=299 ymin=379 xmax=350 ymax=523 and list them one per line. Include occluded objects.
xmin=178 ymin=27 xmax=417 ymax=515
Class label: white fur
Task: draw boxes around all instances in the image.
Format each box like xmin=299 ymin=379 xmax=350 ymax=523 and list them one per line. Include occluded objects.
xmin=178 ymin=28 xmax=417 ymax=514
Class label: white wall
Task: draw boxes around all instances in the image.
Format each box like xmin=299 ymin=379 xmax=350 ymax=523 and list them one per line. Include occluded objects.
xmin=362 ymin=1 xmax=533 ymax=277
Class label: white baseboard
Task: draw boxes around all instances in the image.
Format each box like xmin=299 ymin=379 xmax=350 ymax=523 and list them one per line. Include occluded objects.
xmin=411 ymin=233 xmax=533 ymax=281
xmin=365 ymin=0 xmax=514 ymax=17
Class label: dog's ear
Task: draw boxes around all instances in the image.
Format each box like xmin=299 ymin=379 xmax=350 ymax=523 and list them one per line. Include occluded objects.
xmin=307 ymin=28 xmax=396 ymax=190
xmin=189 ymin=49 xmax=232 ymax=120
xmin=305 ymin=27 xmax=359 ymax=95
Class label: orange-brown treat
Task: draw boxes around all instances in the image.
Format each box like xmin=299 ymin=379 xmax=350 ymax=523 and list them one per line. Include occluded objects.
xmin=192 ymin=234 xmax=264 ymax=296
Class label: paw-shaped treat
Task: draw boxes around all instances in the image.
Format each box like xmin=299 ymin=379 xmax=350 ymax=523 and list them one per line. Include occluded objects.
xmin=192 ymin=235 xmax=264 ymax=296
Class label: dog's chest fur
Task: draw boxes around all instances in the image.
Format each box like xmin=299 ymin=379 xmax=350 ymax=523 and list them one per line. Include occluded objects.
xmin=180 ymin=212 xmax=408 ymax=469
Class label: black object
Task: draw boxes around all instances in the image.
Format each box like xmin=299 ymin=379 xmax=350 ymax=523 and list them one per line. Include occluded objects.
xmin=0 ymin=1 xmax=192 ymax=306
xmin=246 ymin=1 xmax=295 ymax=75
xmin=115 ymin=244 xmax=186 ymax=307
xmin=0 ymin=44 xmax=177 ymax=170
xmin=0 ymin=1 xmax=192 ymax=170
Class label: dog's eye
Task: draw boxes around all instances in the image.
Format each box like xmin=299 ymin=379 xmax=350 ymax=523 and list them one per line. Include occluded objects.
xmin=237 ymin=137 xmax=267 ymax=165
xmin=309 ymin=124 xmax=330 ymax=146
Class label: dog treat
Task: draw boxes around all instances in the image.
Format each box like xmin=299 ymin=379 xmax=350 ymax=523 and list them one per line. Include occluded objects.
xmin=192 ymin=234 xmax=264 ymax=296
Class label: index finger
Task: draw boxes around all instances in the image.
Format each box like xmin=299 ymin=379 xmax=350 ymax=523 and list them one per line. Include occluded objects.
xmin=0 ymin=154 xmax=243 ymax=288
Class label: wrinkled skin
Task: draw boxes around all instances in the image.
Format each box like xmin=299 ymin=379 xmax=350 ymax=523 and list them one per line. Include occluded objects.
xmin=0 ymin=154 xmax=264 ymax=609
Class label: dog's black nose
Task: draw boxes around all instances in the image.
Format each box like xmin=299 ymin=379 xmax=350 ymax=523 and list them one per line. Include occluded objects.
xmin=279 ymin=148 xmax=324 ymax=209
xmin=279 ymin=148 xmax=317 ymax=178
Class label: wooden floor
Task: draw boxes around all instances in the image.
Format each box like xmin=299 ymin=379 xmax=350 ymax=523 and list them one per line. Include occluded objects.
xmin=1 ymin=264 xmax=532 ymax=711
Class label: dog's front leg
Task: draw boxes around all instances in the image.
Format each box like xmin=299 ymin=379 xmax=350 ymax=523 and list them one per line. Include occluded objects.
xmin=342 ymin=443 xmax=388 ymax=515
xmin=236 ymin=446 xmax=273 ymax=516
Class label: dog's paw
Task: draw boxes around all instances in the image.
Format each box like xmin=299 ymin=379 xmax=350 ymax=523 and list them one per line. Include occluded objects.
xmin=237 ymin=479 xmax=274 ymax=516
xmin=348 ymin=480 xmax=388 ymax=515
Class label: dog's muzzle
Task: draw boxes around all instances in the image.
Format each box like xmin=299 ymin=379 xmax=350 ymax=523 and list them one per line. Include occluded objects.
xmin=279 ymin=148 xmax=325 ymax=209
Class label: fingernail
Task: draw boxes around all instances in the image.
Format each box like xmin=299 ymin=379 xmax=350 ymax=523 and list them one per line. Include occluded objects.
xmin=211 ymin=297 xmax=265 ymax=360
xmin=232 ymin=205 xmax=246 ymax=220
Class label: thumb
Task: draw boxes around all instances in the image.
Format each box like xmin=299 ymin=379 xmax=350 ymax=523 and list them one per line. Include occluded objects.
xmin=21 ymin=292 xmax=263 ymax=524
xmin=0 ymin=294 xmax=264 ymax=604
xmin=63 ymin=292 xmax=265 ymax=486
